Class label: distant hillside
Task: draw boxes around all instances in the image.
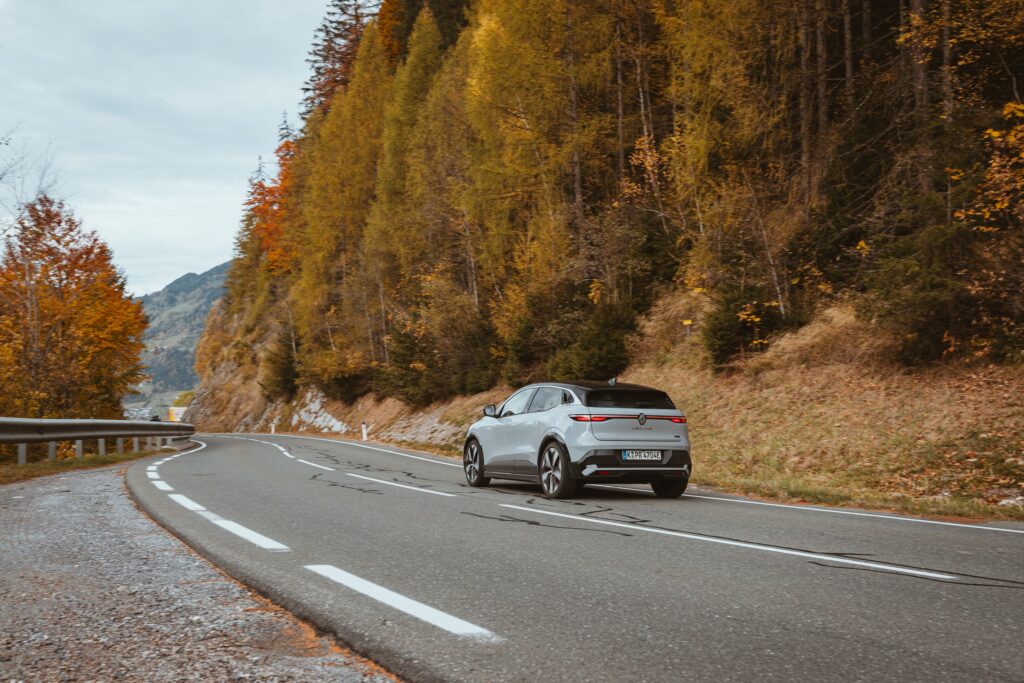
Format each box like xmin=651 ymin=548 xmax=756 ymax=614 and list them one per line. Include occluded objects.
xmin=125 ymin=261 xmax=229 ymax=417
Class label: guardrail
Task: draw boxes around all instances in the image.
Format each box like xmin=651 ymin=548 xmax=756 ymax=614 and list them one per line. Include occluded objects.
xmin=0 ymin=417 xmax=196 ymax=465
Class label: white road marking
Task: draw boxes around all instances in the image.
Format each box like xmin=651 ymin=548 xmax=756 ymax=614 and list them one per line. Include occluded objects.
xmin=146 ymin=466 xmax=158 ymax=472
xmin=297 ymin=459 xmax=336 ymax=471
xmin=305 ymin=564 xmax=500 ymax=641
xmin=587 ymin=484 xmax=1024 ymax=536
xmin=224 ymin=435 xmax=297 ymax=459
xmin=272 ymin=434 xmax=462 ymax=468
xmin=152 ymin=480 xmax=173 ymax=491
xmin=199 ymin=512 xmax=289 ymax=551
xmin=146 ymin=471 xmax=160 ymax=480
xmin=346 ymin=473 xmax=456 ymax=497
xmin=500 ymin=504 xmax=959 ymax=581
xmin=683 ymin=493 xmax=1024 ymax=535
xmin=168 ymin=494 xmax=206 ymax=511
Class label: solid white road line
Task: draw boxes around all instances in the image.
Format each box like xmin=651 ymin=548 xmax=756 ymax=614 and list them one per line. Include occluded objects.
xmin=305 ymin=564 xmax=500 ymax=641
xmin=272 ymin=434 xmax=462 ymax=468
xmin=587 ymin=484 xmax=1024 ymax=536
xmin=168 ymin=494 xmax=206 ymax=511
xmin=500 ymin=504 xmax=959 ymax=581
xmin=152 ymin=480 xmax=173 ymax=491
xmin=297 ymin=458 xmax=336 ymax=471
xmin=683 ymin=492 xmax=1024 ymax=535
xmin=346 ymin=473 xmax=456 ymax=497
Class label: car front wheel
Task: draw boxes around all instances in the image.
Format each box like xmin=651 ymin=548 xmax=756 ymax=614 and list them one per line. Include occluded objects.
xmin=464 ymin=439 xmax=490 ymax=487
xmin=539 ymin=442 xmax=577 ymax=499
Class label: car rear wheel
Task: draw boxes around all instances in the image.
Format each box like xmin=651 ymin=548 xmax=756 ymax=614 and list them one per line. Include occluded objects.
xmin=464 ymin=439 xmax=490 ymax=487
xmin=539 ymin=442 xmax=576 ymax=499
xmin=651 ymin=478 xmax=688 ymax=498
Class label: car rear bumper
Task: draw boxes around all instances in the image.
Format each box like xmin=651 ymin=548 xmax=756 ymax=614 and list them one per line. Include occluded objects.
xmin=569 ymin=449 xmax=692 ymax=482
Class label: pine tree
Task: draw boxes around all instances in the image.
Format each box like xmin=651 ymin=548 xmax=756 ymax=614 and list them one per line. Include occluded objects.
xmin=302 ymin=0 xmax=378 ymax=117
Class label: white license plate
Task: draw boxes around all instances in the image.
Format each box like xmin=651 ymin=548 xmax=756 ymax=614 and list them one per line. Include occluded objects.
xmin=622 ymin=450 xmax=662 ymax=461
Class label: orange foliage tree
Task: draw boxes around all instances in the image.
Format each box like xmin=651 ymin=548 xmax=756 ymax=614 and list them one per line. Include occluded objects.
xmin=245 ymin=139 xmax=298 ymax=275
xmin=0 ymin=195 xmax=147 ymax=418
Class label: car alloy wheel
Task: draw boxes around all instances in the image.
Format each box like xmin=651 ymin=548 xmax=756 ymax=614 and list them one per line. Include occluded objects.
xmin=464 ymin=439 xmax=490 ymax=487
xmin=539 ymin=442 xmax=576 ymax=499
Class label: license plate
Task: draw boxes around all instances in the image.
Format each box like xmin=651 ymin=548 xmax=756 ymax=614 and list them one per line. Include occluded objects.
xmin=622 ymin=450 xmax=662 ymax=461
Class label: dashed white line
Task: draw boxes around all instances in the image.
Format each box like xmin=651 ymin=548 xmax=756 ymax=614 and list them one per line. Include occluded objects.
xmin=166 ymin=492 xmax=290 ymax=551
xmin=297 ymin=459 xmax=336 ymax=471
xmin=191 ymin=510 xmax=290 ymax=551
xmin=305 ymin=564 xmax=500 ymax=641
xmin=499 ymin=504 xmax=959 ymax=581
xmin=272 ymin=434 xmax=462 ymax=468
xmin=146 ymin=471 xmax=160 ymax=480
xmin=346 ymin=473 xmax=456 ymax=497
xmin=168 ymin=494 xmax=205 ymax=511
xmin=152 ymin=480 xmax=173 ymax=491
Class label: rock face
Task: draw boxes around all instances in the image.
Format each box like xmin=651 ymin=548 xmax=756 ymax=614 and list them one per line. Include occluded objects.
xmin=125 ymin=261 xmax=230 ymax=418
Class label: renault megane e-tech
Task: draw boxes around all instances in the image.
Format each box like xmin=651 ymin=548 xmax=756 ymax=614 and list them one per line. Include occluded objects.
xmin=463 ymin=380 xmax=691 ymax=499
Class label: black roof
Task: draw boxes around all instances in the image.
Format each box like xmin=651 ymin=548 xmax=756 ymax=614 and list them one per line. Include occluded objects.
xmin=533 ymin=380 xmax=662 ymax=393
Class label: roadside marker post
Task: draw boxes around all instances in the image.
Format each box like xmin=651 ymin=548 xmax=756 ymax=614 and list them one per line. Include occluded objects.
xmin=361 ymin=421 xmax=368 ymax=441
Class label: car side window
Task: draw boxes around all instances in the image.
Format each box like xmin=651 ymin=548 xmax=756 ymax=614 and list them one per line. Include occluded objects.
xmin=528 ymin=387 xmax=562 ymax=413
xmin=499 ymin=389 xmax=534 ymax=418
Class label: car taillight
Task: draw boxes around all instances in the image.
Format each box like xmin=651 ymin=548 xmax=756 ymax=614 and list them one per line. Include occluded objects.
xmin=670 ymin=417 xmax=686 ymax=424
xmin=570 ymin=415 xmax=609 ymax=422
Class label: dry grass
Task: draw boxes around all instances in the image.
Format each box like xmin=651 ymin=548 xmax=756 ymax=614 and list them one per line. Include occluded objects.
xmin=0 ymin=449 xmax=158 ymax=486
xmin=625 ymin=302 xmax=1024 ymax=520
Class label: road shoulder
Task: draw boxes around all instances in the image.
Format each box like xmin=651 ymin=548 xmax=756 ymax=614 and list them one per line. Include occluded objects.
xmin=0 ymin=463 xmax=396 ymax=682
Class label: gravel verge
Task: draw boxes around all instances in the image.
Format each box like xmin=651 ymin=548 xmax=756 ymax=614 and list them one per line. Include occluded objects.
xmin=0 ymin=464 xmax=398 ymax=682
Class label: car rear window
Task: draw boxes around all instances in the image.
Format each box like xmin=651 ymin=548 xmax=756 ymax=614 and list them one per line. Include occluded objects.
xmin=585 ymin=389 xmax=675 ymax=409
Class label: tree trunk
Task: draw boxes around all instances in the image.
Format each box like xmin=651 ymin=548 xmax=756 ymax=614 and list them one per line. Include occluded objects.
xmin=794 ymin=0 xmax=811 ymax=200
xmin=862 ymin=0 xmax=871 ymax=61
xmin=799 ymin=0 xmax=813 ymax=200
xmin=816 ymin=0 xmax=829 ymax=166
xmin=909 ymin=0 xmax=933 ymax=193
xmin=615 ymin=15 xmax=626 ymax=182
xmin=844 ymin=0 xmax=855 ymax=112
xmin=941 ymin=0 xmax=952 ymax=222
xmin=564 ymin=1 xmax=583 ymax=211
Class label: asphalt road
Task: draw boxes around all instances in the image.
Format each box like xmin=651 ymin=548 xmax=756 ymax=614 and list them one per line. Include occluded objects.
xmin=127 ymin=435 xmax=1024 ymax=682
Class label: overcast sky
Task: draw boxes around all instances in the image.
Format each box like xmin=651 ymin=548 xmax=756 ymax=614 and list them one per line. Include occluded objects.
xmin=0 ymin=0 xmax=326 ymax=295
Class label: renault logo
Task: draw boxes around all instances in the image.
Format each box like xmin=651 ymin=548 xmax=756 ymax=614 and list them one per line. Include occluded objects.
xmin=637 ymin=413 xmax=647 ymax=425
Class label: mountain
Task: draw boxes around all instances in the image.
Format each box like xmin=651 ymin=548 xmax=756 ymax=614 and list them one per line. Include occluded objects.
xmin=124 ymin=261 xmax=229 ymax=418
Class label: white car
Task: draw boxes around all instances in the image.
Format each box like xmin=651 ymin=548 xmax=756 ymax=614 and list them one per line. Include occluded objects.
xmin=463 ymin=381 xmax=692 ymax=498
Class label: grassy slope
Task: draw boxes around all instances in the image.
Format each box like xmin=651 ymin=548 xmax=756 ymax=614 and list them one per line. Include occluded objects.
xmin=623 ymin=304 xmax=1024 ymax=520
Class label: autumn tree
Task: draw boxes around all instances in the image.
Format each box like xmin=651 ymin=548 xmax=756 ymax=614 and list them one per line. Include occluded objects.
xmin=302 ymin=0 xmax=378 ymax=117
xmin=0 ymin=195 xmax=147 ymax=418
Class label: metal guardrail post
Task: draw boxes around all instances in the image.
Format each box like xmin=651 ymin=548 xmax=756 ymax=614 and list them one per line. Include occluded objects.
xmin=75 ymin=440 xmax=83 ymax=458
xmin=98 ymin=438 xmax=106 ymax=456
xmin=48 ymin=442 xmax=56 ymax=460
xmin=117 ymin=438 xmax=124 ymax=454
xmin=133 ymin=436 xmax=139 ymax=452
xmin=18 ymin=444 xmax=27 ymax=465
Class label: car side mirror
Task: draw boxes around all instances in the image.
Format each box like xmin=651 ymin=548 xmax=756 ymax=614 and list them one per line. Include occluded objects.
xmin=483 ymin=404 xmax=497 ymax=418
